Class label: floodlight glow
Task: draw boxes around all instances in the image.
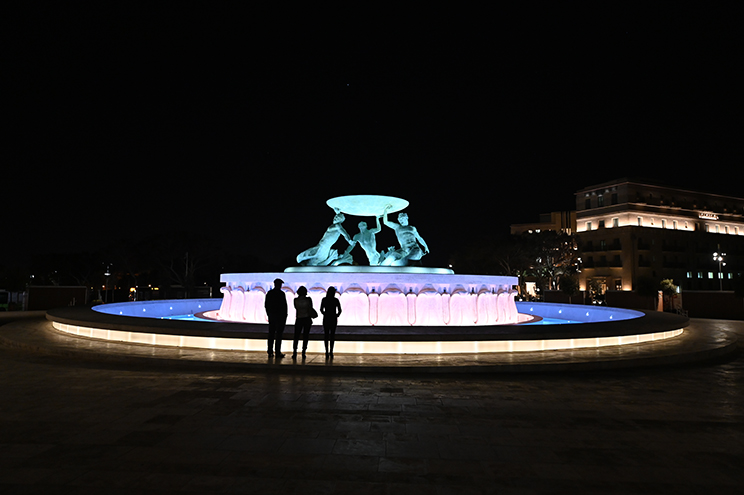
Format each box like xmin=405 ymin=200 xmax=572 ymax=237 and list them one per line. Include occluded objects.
xmin=59 ymin=299 xmax=678 ymax=358
xmin=327 ymin=195 xmax=408 ymax=216
xmin=51 ymin=321 xmax=683 ymax=355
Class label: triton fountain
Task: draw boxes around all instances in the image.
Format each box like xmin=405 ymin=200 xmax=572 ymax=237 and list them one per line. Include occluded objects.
xmin=208 ymin=195 xmax=523 ymax=326
xmin=45 ymin=194 xmax=692 ymax=363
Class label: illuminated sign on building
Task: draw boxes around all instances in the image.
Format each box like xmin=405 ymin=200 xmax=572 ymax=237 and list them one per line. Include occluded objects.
xmin=698 ymin=211 xmax=719 ymax=220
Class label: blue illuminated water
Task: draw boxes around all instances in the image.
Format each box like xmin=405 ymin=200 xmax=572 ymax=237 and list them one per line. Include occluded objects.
xmin=162 ymin=314 xmax=579 ymax=325
xmin=95 ymin=299 xmax=643 ymax=326
xmin=524 ymin=317 xmax=580 ymax=325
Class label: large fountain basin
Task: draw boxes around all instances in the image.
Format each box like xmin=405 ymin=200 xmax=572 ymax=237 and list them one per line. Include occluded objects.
xmin=217 ymin=271 xmax=521 ymax=326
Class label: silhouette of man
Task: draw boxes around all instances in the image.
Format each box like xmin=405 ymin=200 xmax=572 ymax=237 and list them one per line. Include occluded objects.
xmin=264 ymin=278 xmax=288 ymax=358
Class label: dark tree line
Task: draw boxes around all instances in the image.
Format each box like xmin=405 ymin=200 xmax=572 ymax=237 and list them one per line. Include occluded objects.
xmin=449 ymin=230 xmax=582 ymax=297
xmin=0 ymin=231 xmax=276 ymax=302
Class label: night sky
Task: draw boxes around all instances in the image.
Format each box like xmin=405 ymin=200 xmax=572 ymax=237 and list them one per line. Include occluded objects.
xmin=5 ymin=6 xmax=742 ymax=270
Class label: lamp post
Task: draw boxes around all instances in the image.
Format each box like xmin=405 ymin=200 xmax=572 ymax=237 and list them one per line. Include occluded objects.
xmin=713 ymin=249 xmax=726 ymax=291
xmin=104 ymin=265 xmax=112 ymax=303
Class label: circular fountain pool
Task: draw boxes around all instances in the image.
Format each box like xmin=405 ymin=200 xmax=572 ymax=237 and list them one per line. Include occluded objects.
xmin=44 ymin=298 xmax=687 ymax=356
xmin=89 ymin=299 xmax=643 ymax=325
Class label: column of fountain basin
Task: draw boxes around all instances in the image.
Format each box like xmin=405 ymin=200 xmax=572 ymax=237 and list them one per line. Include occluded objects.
xmin=211 ymin=271 xmax=522 ymax=326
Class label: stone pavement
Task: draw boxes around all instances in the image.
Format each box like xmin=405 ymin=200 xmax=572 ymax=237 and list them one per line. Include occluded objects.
xmin=0 ymin=313 xmax=742 ymax=494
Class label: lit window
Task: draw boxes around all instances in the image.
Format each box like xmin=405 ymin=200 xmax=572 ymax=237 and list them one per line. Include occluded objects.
xmin=708 ymin=272 xmax=714 ymax=279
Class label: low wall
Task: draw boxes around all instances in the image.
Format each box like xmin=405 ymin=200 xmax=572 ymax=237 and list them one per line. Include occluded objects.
xmin=605 ymin=291 xmax=657 ymax=311
xmin=26 ymin=286 xmax=88 ymax=310
xmin=679 ymin=291 xmax=744 ymax=320
xmin=543 ymin=291 xmax=586 ymax=305
xmin=545 ymin=290 xmax=744 ymax=320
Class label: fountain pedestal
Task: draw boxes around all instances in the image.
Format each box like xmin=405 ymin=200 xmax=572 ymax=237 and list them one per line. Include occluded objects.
xmin=213 ymin=268 xmax=519 ymax=327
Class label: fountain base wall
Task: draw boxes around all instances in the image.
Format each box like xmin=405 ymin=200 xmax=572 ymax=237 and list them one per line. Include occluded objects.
xmin=218 ymin=271 xmax=520 ymax=326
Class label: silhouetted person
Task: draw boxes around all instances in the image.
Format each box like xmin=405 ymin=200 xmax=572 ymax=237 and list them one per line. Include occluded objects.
xmin=292 ymin=286 xmax=314 ymax=359
xmin=264 ymin=278 xmax=287 ymax=358
xmin=320 ymin=286 xmax=342 ymax=359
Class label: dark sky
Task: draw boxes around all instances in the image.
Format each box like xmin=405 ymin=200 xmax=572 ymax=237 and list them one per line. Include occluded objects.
xmin=5 ymin=6 xmax=742 ymax=269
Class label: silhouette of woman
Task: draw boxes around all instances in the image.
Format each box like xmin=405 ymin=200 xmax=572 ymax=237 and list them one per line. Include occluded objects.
xmin=320 ymin=286 xmax=342 ymax=359
xmin=292 ymin=286 xmax=314 ymax=359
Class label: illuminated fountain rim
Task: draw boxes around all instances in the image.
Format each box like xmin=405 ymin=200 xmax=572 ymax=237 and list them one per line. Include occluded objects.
xmin=326 ymin=194 xmax=408 ymax=217
xmin=46 ymin=300 xmax=688 ymax=355
xmin=284 ymin=266 xmax=454 ymax=274
xmin=218 ymin=271 xmax=521 ymax=326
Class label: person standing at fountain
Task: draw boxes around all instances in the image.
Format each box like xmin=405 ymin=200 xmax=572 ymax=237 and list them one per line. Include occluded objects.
xmin=264 ymin=278 xmax=288 ymax=358
xmin=292 ymin=286 xmax=315 ymax=359
xmin=320 ymin=286 xmax=342 ymax=359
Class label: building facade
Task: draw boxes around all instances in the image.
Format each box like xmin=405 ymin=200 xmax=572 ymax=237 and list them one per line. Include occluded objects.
xmin=575 ymin=178 xmax=744 ymax=292
xmin=510 ymin=211 xmax=577 ymax=235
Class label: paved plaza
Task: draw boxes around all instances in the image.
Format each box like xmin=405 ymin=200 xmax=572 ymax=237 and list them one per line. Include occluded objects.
xmin=0 ymin=313 xmax=742 ymax=494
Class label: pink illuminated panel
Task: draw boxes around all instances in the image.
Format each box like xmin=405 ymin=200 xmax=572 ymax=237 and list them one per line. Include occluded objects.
xmin=217 ymin=271 xmax=519 ymax=326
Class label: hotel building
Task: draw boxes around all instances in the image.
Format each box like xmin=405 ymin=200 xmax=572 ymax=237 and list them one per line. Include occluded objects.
xmin=510 ymin=211 xmax=577 ymax=236
xmin=575 ymin=178 xmax=744 ymax=292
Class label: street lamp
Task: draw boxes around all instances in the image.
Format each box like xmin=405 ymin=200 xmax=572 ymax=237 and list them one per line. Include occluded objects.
xmin=713 ymin=250 xmax=726 ymax=291
xmin=104 ymin=264 xmax=112 ymax=303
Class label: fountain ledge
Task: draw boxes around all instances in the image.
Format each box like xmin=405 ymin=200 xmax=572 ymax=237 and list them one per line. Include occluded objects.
xmin=218 ymin=270 xmax=520 ymax=326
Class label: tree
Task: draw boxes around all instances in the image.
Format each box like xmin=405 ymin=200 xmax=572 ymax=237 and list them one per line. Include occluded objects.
xmin=660 ymin=279 xmax=679 ymax=312
xmin=449 ymin=234 xmax=532 ymax=277
xmin=587 ymin=278 xmax=605 ymax=305
xmin=448 ymin=231 xmax=581 ymax=300
xmin=150 ymin=232 xmax=219 ymax=298
xmin=559 ymin=274 xmax=579 ymax=303
xmin=521 ymin=230 xmax=581 ymax=293
xmin=0 ymin=263 xmax=27 ymax=293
